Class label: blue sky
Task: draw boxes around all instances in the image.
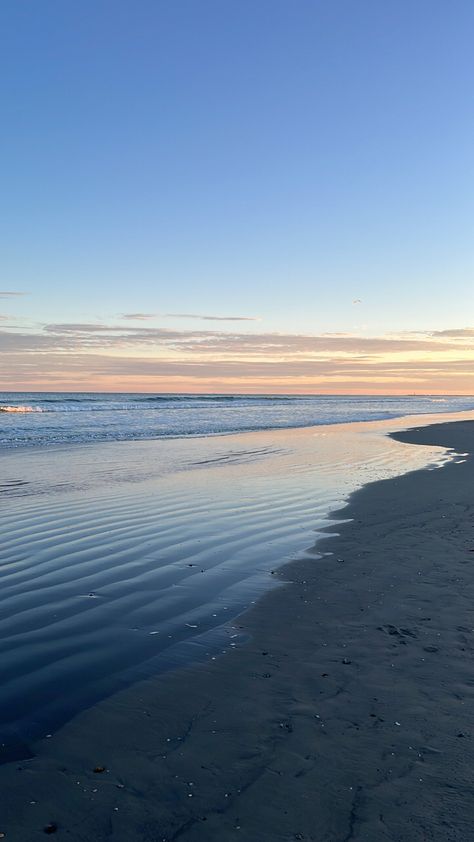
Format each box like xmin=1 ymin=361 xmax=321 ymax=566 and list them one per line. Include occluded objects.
xmin=1 ymin=1 xmax=473 ymax=391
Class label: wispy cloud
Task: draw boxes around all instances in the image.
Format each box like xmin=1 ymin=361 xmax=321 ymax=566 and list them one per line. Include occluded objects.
xmin=1 ymin=323 xmax=474 ymax=392
xmin=430 ymin=327 xmax=474 ymax=338
xmin=7 ymin=324 xmax=472 ymax=354
xmin=121 ymin=312 xmax=260 ymax=322
xmin=0 ymin=291 xmax=25 ymax=298
xmin=165 ymin=313 xmax=260 ymax=322
xmin=44 ymin=323 xmax=122 ymax=333
xmin=122 ymin=313 xmax=156 ymax=321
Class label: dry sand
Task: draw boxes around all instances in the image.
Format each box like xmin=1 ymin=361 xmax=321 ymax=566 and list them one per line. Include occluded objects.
xmin=1 ymin=420 xmax=474 ymax=841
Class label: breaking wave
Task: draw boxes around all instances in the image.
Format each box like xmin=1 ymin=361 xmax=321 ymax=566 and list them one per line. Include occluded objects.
xmin=0 ymin=405 xmax=44 ymax=413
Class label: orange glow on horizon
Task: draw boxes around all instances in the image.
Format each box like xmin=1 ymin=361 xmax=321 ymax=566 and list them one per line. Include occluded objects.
xmin=1 ymin=325 xmax=473 ymax=395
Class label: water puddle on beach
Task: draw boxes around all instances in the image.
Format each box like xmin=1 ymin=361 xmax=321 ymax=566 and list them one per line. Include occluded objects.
xmin=0 ymin=411 xmax=473 ymax=753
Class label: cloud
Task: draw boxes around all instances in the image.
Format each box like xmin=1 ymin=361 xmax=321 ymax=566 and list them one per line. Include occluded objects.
xmin=165 ymin=313 xmax=260 ymax=322
xmin=122 ymin=313 xmax=156 ymax=321
xmin=1 ymin=322 xmax=474 ymax=392
xmin=122 ymin=312 xmax=260 ymax=322
xmin=44 ymin=323 xmax=122 ymax=333
xmin=1 ymin=347 xmax=474 ymax=394
xmin=430 ymin=328 xmax=474 ymax=338
xmin=0 ymin=291 xmax=25 ymax=298
xmin=5 ymin=324 xmax=466 ymax=355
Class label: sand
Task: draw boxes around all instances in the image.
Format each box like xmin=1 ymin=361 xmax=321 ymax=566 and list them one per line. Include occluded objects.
xmin=1 ymin=420 xmax=474 ymax=841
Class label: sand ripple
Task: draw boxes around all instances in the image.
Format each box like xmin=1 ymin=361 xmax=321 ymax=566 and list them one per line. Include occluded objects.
xmin=0 ymin=415 xmax=464 ymax=746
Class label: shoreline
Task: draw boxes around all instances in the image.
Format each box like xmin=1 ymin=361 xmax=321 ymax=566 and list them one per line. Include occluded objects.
xmin=0 ymin=413 xmax=458 ymax=747
xmin=1 ymin=419 xmax=474 ymax=840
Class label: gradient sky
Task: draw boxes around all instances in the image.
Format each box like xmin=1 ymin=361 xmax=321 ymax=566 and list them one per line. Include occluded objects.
xmin=1 ymin=0 xmax=473 ymax=393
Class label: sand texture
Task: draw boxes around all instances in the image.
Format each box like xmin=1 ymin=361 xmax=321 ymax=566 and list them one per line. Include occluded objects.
xmin=1 ymin=420 xmax=474 ymax=841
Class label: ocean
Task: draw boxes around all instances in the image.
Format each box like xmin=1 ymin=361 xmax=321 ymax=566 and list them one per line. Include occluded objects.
xmin=1 ymin=392 xmax=474 ymax=447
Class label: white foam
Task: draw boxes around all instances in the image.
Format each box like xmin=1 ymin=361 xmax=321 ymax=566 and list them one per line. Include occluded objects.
xmin=0 ymin=405 xmax=43 ymax=413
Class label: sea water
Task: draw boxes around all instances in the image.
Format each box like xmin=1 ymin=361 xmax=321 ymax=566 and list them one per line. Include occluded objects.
xmin=1 ymin=392 xmax=474 ymax=447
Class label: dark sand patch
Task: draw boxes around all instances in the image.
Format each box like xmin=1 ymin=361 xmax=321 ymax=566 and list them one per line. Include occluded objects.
xmin=1 ymin=421 xmax=474 ymax=841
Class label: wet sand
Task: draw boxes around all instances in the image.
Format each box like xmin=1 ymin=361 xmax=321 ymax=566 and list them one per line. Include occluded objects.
xmin=1 ymin=420 xmax=474 ymax=841
xmin=0 ymin=417 xmax=450 ymax=748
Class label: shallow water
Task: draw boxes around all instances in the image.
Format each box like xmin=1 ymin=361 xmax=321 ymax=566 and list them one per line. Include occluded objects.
xmin=0 ymin=411 xmax=472 ymax=750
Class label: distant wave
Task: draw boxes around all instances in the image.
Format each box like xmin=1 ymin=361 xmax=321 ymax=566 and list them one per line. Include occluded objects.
xmin=0 ymin=405 xmax=44 ymax=413
xmin=4 ymin=394 xmax=295 ymax=404
xmin=0 ymin=395 xmax=297 ymax=412
xmin=136 ymin=394 xmax=294 ymax=403
xmin=39 ymin=397 xmax=89 ymax=403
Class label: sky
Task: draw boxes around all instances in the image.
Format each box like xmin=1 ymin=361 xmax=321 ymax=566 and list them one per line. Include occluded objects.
xmin=0 ymin=0 xmax=473 ymax=393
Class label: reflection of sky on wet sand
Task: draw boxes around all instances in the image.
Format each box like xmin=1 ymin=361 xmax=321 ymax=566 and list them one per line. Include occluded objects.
xmin=1 ymin=409 xmax=472 ymax=501
xmin=0 ymin=410 xmax=473 ymax=745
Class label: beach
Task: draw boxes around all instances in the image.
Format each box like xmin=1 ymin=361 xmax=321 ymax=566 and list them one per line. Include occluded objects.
xmin=0 ymin=412 xmax=453 ymax=748
xmin=3 ymin=1 xmax=472 ymax=836
xmin=0 ymin=418 xmax=473 ymax=840
xmin=3 ymin=0 xmax=474 ymax=837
